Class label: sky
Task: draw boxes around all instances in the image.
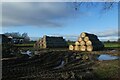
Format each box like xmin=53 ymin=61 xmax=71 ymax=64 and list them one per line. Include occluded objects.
xmin=1 ymin=2 xmax=119 ymax=41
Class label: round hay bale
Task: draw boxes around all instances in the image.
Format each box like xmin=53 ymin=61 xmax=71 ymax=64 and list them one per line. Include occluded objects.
xmin=69 ymin=45 xmax=74 ymax=50
xmin=80 ymin=46 xmax=86 ymax=51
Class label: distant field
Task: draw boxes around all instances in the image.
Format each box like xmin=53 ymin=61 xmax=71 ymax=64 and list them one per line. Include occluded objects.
xmin=67 ymin=41 xmax=75 ymax=45
xmin=104 ymin=42 xmax=120 ymax=48
xmin=14 ymin=43 xmax=34 ymax=47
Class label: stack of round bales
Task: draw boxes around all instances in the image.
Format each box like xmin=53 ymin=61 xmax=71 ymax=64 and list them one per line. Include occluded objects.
xmin=69 ymin=32 xmax=104 ymax=51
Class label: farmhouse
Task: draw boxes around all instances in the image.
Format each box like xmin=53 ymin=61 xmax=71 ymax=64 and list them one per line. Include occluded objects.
xmin=11 ymin=37 xmax=24 ymax=44
xmin=0 ymin=34 xmax=12 ymax=44
xmin=0 ymin=34 xmax=25 ymax=44
xmin=34 ymin=35 xmax=68 ymax=48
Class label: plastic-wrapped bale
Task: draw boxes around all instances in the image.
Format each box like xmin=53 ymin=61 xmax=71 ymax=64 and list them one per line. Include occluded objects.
xmin=36 ymin=35 xmax=68 ymax=48
xmin=80 ymin=32 xmax=97 ymax=38
xmin=86 ymin=40 xmax=102 ymax=46
xmin=87 ymin=44 xmax=104 ymax=51
xmin=84 ymin=36 xmax=99 ymax=42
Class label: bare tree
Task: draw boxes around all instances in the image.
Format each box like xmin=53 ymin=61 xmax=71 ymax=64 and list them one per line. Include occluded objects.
xmin=73 ymin=2 xmax=115 ymax=11
xmin=22 ymin=33 xmax=30 ymax=43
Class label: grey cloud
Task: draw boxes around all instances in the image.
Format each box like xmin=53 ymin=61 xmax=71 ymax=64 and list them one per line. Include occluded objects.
xmin=50 ymin=34 xmax=79 ymax=37
xmin=96 ymin=29 xmax=119 ymax=37
xmin=2 ymin=2 xmax=79 ymax=27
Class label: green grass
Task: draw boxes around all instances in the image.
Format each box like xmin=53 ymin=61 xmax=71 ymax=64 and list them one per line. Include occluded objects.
xmin=104 ymin=42 xmax=120 ymax=48
xmin=14 ymin=44 xmax=34 ymax=47
xmin=67 ymin=41 xmax=75 ymax=45
xmin=93 ymin=60 xmax=120 ymax=79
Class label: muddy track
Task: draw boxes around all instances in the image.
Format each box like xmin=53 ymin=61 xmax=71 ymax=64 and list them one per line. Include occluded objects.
xmin=2 ymin=60 xmax=94 ymax=79
xmin=2 ymin=51 xmax=95 ymax=79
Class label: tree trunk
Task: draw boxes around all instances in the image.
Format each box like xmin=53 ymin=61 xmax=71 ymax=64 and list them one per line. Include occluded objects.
xmin=75 ymin=41 xmax=80 ymax=46
xmin=80 ymin=32 xmax=86 ymax=38
xmin=80 ymin=40 xmax=85 ymax=46
xmin=75 ymin=45 xmax=80 ymax=51
xmin=69 ymin=45 xmax=74 ymax=50
xmin=78 ymin=37 xmax=83 ymax=42
xmin=80 ymin=45 xmax=86 ymax=51
xmin=86 ymin=45 xmax=93 ymax=51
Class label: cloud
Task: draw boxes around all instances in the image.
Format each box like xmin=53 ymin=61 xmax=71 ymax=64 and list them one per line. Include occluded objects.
xmin=49 ymin=34 xmax=79 ymax=37
xmin=2 ymin=2 xmax=79 ymax=27
xmin=1 ymin=0 xmax=119 ymax=2
xmin=99 ymin=36 xmax=118 ymax=41
xmin=96 ymin=29 xmax=119 ymax=37
xmin=29 ymin=29 xmax=119 ymax=41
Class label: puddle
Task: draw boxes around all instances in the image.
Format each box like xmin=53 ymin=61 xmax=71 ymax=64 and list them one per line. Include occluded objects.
xmin=97 ymin=54 xmax=119 ymax=61
xmin=21 ymin=50 xmax=32 ymax=57
xmin=53 ymin=54 xmax=119 ymax=69
xmin=54 ymin=60 xmax=65 ymax=69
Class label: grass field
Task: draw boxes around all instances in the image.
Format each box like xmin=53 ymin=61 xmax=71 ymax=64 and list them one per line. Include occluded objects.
xmin=67 ymin=41 xmax=75 ymax=45
xmin=92 ymin=60 xmax=120 ymax=79
xmin=104 ymin=42 xmax=120 ymax=48
xmin=14 ymin=43 xmax=34 ymax=47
